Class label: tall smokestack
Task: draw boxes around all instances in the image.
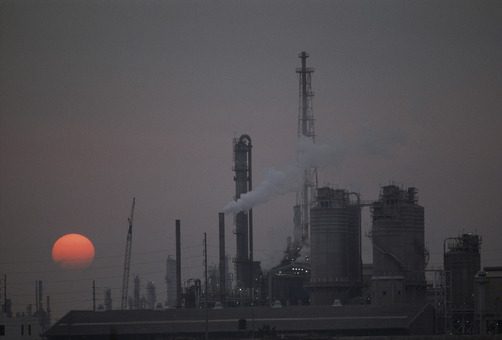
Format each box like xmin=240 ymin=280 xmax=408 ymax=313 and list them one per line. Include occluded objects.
xmin=175 ymin=219 xmax=182 ymax=308
xmin=218 ymin=212 xmax=226 ymax=305
xmin=233 ymin=134 xmax=253 ymax=289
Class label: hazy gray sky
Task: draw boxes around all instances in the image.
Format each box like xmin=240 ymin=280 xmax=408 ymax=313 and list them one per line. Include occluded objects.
xmin=1 ymin=0 xmax=501 ymax=320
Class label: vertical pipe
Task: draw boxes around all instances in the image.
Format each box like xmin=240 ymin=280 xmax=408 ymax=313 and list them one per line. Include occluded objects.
xmin=176 ymin=220 xmax=182 ymax=309
xmin=248 ymin=138 xmax=253 ymax=265
xmin=38 ymin=281 xmax=43 ymax=312
xmin=479 ymin=279 xmax=486 ymax=334
xmin=249 ymin=208 xmax=254 ymax=294
xmin=218 ymin=213 xmax=226 ymax=306
xmin=350 ymin=192 xmax=363 ymax=283
xmin=46 ymin=296 xmax=51 ymax=326
xmin=477 ymin=272 xmax=488 ymax=335
xmin=301 ymin=51 xmax=308 ymax=136
xmin=92 ymin=280 xmax=96 ymax=311
xmin=248 ymin=142 xmax=253 ymax=293
xmin=204 ymin=232 xmax=208 ymax=340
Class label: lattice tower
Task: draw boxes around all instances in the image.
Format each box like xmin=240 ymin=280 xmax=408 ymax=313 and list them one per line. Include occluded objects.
xmin=295 ymin=51 xmax=318 ymax=245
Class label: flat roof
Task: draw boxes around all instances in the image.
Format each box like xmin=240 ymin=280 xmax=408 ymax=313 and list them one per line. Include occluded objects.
xmin=44 ymin=304 xmax=432 ymax=338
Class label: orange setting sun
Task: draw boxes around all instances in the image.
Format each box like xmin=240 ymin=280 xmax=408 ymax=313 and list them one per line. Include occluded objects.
xmin=52 ymin=233 xmax=95 ymax=269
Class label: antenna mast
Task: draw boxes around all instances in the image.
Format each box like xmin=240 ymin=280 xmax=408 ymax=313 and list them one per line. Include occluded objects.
xmin=295 ymin=51 xmax=318 ymax=246
xmin=121 ymin=197 xmax=135 ymax=310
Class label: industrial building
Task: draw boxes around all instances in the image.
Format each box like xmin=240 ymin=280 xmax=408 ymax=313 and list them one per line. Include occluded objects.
xmin=306 ymin=187 xmax=362 ymax=305
xmin=267 ymin=51 xmax=317 ymax=306
xmin=475 ymin=267 xmax=502 ymax=334
xmin=444 ymin=233 xmax=482 ymax=334
xmin=207 ymin=255 xmax=233 ymax=299
xmin=43 ymin=304 xmax=435 ymax=339
xmin=0 ymin=313 xmax=43 ymax=340
xmin=445 ymin=234 xmax=481 ymax=309
xmin=268 ymin=262 xmax=310 ymax=306
xmin=370 ymin=185 xmax=427 ymax=305
xmin=40 ymin=51 xmax=502 ymax=338
xmin=0 ymin=280 xmax=48 ymax=339
xmin=232 ymin=134 xmax=262 ymax=299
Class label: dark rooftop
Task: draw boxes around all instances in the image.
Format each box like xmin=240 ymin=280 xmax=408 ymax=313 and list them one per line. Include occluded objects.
xmin=44 ymin=303 xmax=434 ymax=339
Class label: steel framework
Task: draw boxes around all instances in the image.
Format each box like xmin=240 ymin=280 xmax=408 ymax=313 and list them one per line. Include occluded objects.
xmin=295 ymin=51 xmax=318 ymax=246
xmin=121 ymin=197 xmax=135 ymax=310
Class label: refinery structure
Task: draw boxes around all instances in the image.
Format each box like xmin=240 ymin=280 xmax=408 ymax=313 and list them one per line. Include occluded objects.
xmin=294 ymin=51 xmax=318 ymax=250
xmin=370 ymin=185 xmax=427 ymax=305
xmin=307 ymin=187 xmax=362 ymax=305
xmin=9 ymin=52 xmax=495 ymax=339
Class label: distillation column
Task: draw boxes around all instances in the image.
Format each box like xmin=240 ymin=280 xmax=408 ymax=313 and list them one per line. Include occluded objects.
xmin=233 ymin=135 xmax=253 ymax=290
xmin=370 ymin=185 xmax=426 ymax=304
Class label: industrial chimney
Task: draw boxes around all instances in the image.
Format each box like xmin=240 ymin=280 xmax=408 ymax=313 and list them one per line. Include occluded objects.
xmin=233 ymin=135 xmax=253 ymax=290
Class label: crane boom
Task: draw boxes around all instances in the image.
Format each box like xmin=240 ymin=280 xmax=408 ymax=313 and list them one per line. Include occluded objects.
xmin=121 ymin=197 xmax=135 ymax=310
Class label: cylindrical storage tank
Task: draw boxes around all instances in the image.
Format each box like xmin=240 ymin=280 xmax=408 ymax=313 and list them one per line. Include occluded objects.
xmin=371 ymin=185 xmax=426 ymax=304
xmin=309 ymin=187 xmax=361 ymax=305
xmin=371 ymin=186 xmax=425 ymax=280
xmin=310 ymin=202 xmax=348 ymax=281
xmin=444 ymin=234 xmax=481 ymax=309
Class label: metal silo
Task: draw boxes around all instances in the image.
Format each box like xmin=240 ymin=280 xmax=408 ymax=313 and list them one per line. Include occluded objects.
xmin=370 ymin=185 xmax=426 ymax=305
xmin=444 ymin=233 xmax=481 ymax=335
xmin=444 ymin=234 xmax=481 ymax=309
xmin=307 ymin=187 xmax=362 ymax=305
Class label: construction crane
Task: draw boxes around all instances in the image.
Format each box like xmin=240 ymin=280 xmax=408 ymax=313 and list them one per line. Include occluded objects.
xmin=121 ymin=197 xmax=135 ymax=310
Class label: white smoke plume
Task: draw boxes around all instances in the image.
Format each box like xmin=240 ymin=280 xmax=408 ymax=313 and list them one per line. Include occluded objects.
xmin=221 ymin=136 xmax=342 ymax=214
xmin=221 ymin=123 xmax=407 ymax=214
xmin=221 ymin=165 xmax=301 ymax=214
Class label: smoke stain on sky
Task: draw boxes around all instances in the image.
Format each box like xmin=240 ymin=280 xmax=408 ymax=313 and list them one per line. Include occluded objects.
xmin=1 ymin=0 xmax=501 ymax=321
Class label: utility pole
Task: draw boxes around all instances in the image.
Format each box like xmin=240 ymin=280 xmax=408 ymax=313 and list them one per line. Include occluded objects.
xmin=1 ymin=275 xmax=6 ymax=314
xmin=176 ymin=220 xmax=182 ymax=309
xmin=92 ymin=280 xmax=96 ymax=311
xmin=218 ymin=213 xmax=226 ymax=306
xmin=121 ymin=198 xmax=135 ymax=310
xmin=204 ymin=232 xmax=209 ymax=340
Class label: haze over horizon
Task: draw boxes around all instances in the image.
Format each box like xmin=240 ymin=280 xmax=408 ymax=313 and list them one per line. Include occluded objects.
xmin=1 ymin=0 xmax=501 ymax=321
